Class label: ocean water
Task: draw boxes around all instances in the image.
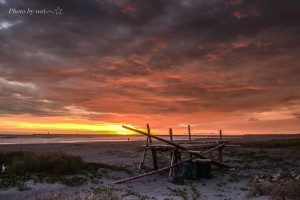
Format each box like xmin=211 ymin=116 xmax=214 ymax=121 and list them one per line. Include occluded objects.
xmin=0 ymin=134 xmax=234 ymax=145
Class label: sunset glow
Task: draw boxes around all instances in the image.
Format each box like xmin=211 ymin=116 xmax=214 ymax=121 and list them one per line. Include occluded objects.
xmin=0 ymin=0 xmax=300 ymax=135
xmin=2 ymin=121 xmax=137 ymax=135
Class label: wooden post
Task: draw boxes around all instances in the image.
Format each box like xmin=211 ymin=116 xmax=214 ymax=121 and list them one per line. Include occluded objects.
xmin=139 ymin=148 xmax=147 ymax=171
xmin=139 ymin=137 xmax=149 ymax=170
xmin=151 ymin=147 xmax=158 ymax=170
xmin=169 ymin=128 xmax=173 ymax=143
xmin=145 ymin=136 xmax=149 ymax=147
xmin=218 ymin=148 xmax=223 ymax=162
xmin=188 ymin=125 xmax=191 ymax=143
xmin=147 ymin=123 xmax=152 ymax=144
xmin=147 ymin=124 xmax=158 ymax=170
xmin=218 ymin=130 xmax=223 ymax=162
xmin=169 ymin=150 xmax=175 ymax=179
xmin=169 ymin=128 xmax=174 ymax=160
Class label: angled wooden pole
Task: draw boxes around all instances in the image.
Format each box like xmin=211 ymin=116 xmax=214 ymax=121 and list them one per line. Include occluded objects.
xmin=147 ymin=124 xmax=158 ymax=170
xmin=122 ymin=125 xmax=230 ymax=168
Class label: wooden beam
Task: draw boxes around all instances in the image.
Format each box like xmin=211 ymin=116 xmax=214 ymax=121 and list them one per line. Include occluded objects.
xmin=122 ymin=125 xmax=230 ymax=168
xmin=179 ymin=150 xmax=203 ymax=154
xmin=179 ymin=143 xmax=226 ymax=155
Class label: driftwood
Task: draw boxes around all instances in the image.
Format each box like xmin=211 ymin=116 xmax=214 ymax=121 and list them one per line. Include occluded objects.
xmin=113 ymin=142 xmax=227 ymax=184
xmin=122 ymin=125 xmax=230 ymax=168
xmin=113 ymin=157 xmax=196 ymax=184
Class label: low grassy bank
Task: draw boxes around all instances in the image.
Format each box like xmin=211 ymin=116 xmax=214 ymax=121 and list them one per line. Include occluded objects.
xmin=0 ymin=151 xmax=132 ymax=191
xmin=241 ymin=139 xmax=300 ymax=149
xmin=0 ymin=151 xmax=85 ymax=175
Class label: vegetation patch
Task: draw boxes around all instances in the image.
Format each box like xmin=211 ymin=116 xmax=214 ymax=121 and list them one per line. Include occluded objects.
xmin=34 ymin=187 xmax=120 ymax=200
xmin=0 ymin=172 xmax=31 ymax=191
xmin=189 ymin=183 xmax=200 ymax=200
xmin=122 ymin=189 xmax=150 ymax=200
xmin=228 ymin=172 xmax=251 ymax=182
xmin=0 ymin=151 xmax=133 ymax=190
xmin=242 ymin=139 xmax=300 ymax=149
xmin=85 ymin=162 xmax=133 ymax=175
xmin=247 ymin=172 xmax=300 ymax=200
xmin=0 ymin=151 xmax=85 ymax=175
xmin=167 ymin=187 xmax=189 ymax=200
xmin=45 ymin=176 xmax=87 ymax=186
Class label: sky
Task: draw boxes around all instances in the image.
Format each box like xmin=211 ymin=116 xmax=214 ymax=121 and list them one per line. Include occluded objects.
xmin=0 ymin=0 xmax=300 ymax=135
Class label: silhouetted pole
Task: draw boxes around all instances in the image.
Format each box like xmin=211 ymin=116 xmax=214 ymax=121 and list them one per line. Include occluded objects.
xmin=188 ymin=125 xmax=191 ymax=142
xmin=147 ymin=123 xmax=152 ymax=144
xmin=147 ymin=124 xmax=158 ymax=170
xmin=169 ymin=128 xmax=173 ymax=143
xmin=218 ymin=130 xmax=223 ymax=162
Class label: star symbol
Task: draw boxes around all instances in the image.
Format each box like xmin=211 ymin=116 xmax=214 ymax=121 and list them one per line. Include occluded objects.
xmin=55 ymin=7 xmax=63 ymax=15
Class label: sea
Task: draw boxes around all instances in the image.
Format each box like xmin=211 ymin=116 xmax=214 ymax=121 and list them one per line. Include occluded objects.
xmin=0 ymin=134 xmax=240 ymax=145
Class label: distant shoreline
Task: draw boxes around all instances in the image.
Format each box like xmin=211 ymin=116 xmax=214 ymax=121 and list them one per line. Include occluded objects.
xmin=0 ymin=133 xmax=299 ymax=137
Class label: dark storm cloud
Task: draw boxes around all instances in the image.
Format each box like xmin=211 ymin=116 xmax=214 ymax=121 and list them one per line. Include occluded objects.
xmin=0 ymin=0 xmax=300 ymax=117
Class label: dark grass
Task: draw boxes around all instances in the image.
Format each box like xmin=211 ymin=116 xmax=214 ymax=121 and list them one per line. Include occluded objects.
xmin=0 ymin=151 xmax=85 ymax=175
xmin=248 ymin=178 xmax=300 ymax=200
xmin=122 ymin=189 xmax=150 ymax=200
xmin=84 ymin=162 xmax=133 ymax=175
xmin=241 ymin=139 xmax=300 ymax=149
xmin=0 ymin=151 xmax=133 ymax=190
xmin=0 ymin=151 xmax=132 ymax=176
xmin=167 ymin=187 xmax=189 ymax=200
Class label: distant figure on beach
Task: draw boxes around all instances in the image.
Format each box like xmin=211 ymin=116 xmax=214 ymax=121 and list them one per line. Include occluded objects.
xmin=128 ymin=138 xmax=129 ymax=141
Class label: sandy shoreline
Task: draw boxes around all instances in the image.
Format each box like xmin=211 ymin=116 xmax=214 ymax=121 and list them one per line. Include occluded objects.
xmin=0 ymin=135 xmax=299 ymax=200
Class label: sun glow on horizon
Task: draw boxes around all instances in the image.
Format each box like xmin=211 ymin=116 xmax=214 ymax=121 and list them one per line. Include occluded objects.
xmin=0 ymin=120 xmax=140 ymax=135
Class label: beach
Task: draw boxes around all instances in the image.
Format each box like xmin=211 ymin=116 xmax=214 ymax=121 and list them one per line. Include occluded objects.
xmin=0 ymin=134 xmax=299 ymax=200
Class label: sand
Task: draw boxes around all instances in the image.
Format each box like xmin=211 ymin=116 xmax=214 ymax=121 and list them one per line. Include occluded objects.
xmin=0 ymin=135 xmax=299 ymax=200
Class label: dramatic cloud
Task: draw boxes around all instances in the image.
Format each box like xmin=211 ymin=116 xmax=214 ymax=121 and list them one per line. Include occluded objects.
xmin=0 ymin=0 xmax=300 ymax=134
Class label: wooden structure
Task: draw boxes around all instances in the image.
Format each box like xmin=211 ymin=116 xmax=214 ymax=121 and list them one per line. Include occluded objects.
xmin=137 ymin=124 xmax=230 ymax=172
xmin=113 ymin=124 xmax=236 ymax=184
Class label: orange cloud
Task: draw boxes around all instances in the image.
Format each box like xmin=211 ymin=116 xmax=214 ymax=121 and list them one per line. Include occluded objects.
xmin=233 ymin=9 xmax=261 ymax=19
